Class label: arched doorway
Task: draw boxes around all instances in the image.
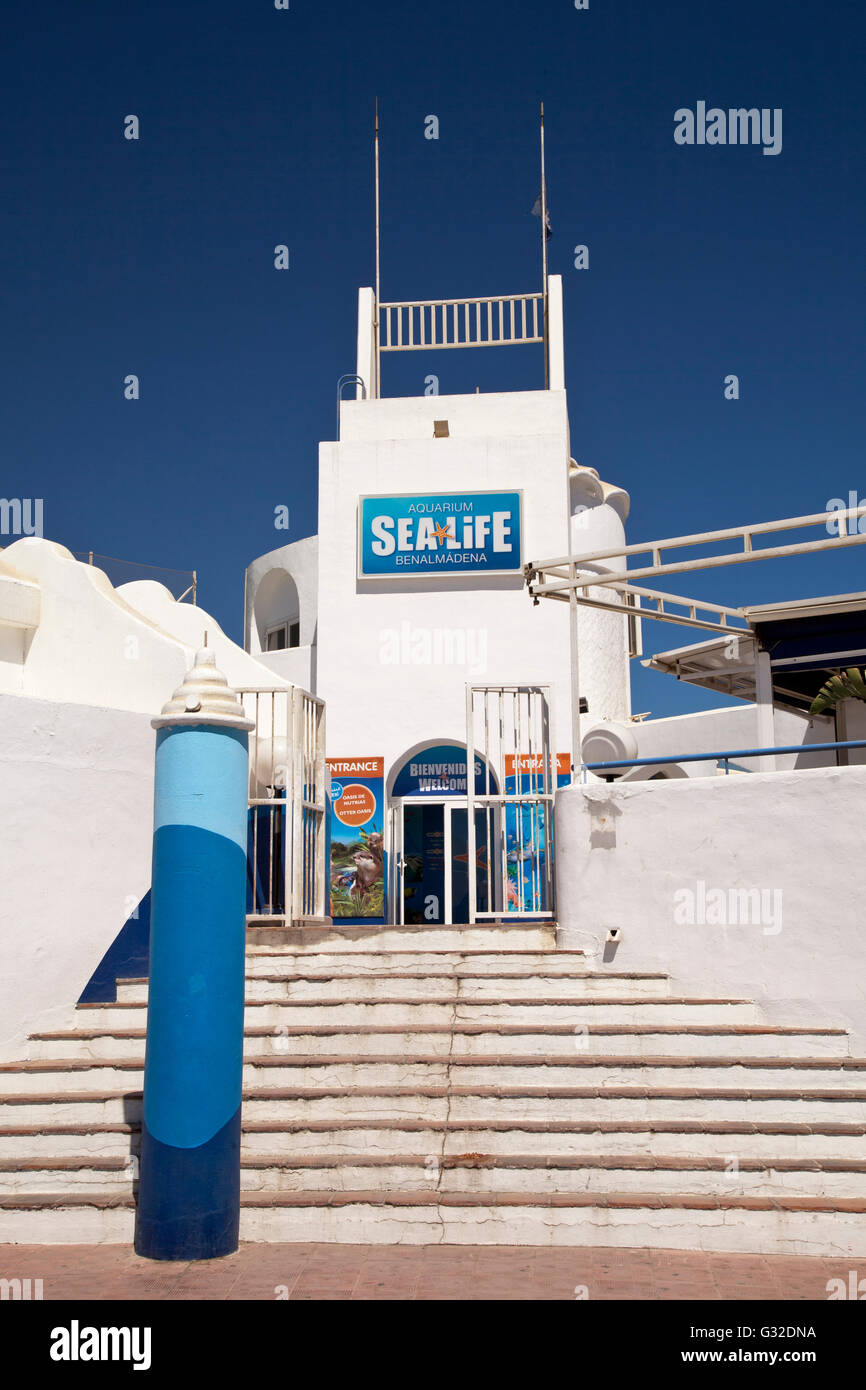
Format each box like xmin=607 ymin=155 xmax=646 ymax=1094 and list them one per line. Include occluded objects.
xmin=387 ymin=741 xmax=499 ymax=925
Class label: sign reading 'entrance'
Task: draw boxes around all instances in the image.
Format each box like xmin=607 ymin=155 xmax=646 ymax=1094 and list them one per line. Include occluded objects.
xmin=358 ymin=490 xmax=523 ymax=578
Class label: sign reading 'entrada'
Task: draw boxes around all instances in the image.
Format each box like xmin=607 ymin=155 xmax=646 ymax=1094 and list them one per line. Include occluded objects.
xmin=358 ymin=491 xmax=522 ymax=578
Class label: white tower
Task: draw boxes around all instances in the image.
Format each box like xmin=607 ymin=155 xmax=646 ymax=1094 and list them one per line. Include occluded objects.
xmin=568 ymin=461 xmax=632 ymax=729
xmin=244 ymin=276 xmax=634 ymax=924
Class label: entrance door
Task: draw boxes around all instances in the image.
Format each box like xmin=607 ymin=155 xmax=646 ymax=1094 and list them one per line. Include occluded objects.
xmin=389 ymin=799 xmax=497 ymax=924
xmin=448 ymin=804 xmax=497 ymax=922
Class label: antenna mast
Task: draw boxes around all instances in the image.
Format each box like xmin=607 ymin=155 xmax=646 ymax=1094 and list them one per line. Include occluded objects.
xmin=374 ymin=99 xmax=381 ymax=396
xmin=540 ymin=101 xmax=549 ymax=388
xmin=374 ymin=99 xmax=381 ymax=305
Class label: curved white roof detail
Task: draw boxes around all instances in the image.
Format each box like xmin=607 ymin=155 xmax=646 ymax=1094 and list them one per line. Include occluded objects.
xmin=117 ymin=577 xmax=289 ymax=696
xmin=0 ymin=537 xmax=290 ymax=714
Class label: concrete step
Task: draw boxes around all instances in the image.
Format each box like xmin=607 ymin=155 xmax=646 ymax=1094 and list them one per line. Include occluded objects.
xmin=3 ymin=1117 xmax=866 ymax=1164
xmin=75 ymin=997 xmax=768 ymax=1029
xmin=7 ymin=929 xmax=862 ymax=1256
xmin=114 ymin=972 xmax=674 ymax=1004
xmin=243 ymin=950 xmax=590 ymax=977
xmin=0 ymin=1157 xmax=136 ymax=1194
xmin=5 ymin=1055 xmax=866 ymax=1096
xmin=4 ymin=1153 xmax=866 ymax=1199
xmin=238 ymin=1155 xmax=866 ymax=1200
xmin=0 ymin=1125 xmax=140 ymax=1161
xmin=4 ymin=1083 xmax=866 ymax=1128
xmin=26 ymin=1023 xmax=853 ymax=1063
xmin=246 ymin=925 xmax=557 ymax=953
xmin=2 ymin=1188 xmax=865 ymax=1254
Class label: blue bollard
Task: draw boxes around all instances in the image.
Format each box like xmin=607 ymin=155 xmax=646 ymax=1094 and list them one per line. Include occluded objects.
xmin=135 ymin=647 xmax=254 ymax=1260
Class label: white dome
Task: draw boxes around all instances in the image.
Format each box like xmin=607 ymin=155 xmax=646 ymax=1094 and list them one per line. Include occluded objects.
xmin=569 ymin=463 xmax=629 ymax=556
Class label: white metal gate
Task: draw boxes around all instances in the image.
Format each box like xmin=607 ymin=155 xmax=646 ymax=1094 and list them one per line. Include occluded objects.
xmin=465 ymin=684 xmax=556 ymax=923
xmin=238 ymin=686 xmax=328 ymax=927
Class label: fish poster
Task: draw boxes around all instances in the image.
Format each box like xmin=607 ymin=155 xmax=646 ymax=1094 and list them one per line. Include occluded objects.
xmin=327 ymin=757 xmax=385 ymax=922
xmin=503 ymin=753 xmax=571 ymax=913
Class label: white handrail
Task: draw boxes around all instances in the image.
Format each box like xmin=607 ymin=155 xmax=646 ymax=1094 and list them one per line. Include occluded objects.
xmin=379 ymin=292 xmax=545 ymax=351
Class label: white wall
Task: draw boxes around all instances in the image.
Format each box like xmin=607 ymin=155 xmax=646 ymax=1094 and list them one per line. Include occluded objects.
xmin=0 ymin=545 xmax=289 ymax=1055
xmin=555 ymin=766 xmax=866 ymax=1046
xmin=117 ymin=579 xmax=288 ymax=695
xmin=1 ymin=540 xmax=188 ymax=714
xmin=0 ymin=696 xmax=155 ymax=1058
xmin=255 ymin=645 xmax=315 ymax=690
xmin=623 ymin=703 xmax=837 ymax=778
xmin=1 ymin=539 xmax=284 ymax=713
xmin=837 ymin=698 xmax=866 ymax=766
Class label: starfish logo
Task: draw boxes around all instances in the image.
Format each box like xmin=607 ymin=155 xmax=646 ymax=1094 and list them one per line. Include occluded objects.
xmin=454 ymin=844 xmax=488 ymax=871
xmin=432 ymin=521 xmax=454 ymax=546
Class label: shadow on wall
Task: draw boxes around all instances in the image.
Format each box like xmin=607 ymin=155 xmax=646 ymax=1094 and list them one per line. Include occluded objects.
xmin=78 ymin=892 xmax=151 ymax=1004
xmin=587 ymin=796 xmax=621 ymax=850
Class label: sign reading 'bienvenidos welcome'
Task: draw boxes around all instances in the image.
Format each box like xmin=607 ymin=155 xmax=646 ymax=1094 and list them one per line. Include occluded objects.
xmin=358 ymin=491 xmax=523 ymax=578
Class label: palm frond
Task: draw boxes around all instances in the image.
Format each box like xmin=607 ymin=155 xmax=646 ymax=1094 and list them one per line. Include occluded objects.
xmin=810 ymin=667 xmax=866 ymax=715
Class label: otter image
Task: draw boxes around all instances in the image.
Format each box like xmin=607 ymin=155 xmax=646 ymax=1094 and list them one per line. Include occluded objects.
xmin=352 ymin=850 xmax=380 ymax=894
xmin=365 ymin=831 xmax=384 ymax=870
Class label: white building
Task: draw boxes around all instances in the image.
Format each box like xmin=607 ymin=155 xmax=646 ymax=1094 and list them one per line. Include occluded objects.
xmin=3 ymin=274 xmax=866 ymax=1255
xmin=244 ymin=278 xmax=635 ymax=926
xmin=243 ymin=278 xmax=852 ymax=931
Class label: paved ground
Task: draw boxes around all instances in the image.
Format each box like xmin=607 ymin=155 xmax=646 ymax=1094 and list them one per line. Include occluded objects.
xmin=1 ymin=1244 xmax=863 ymax=1300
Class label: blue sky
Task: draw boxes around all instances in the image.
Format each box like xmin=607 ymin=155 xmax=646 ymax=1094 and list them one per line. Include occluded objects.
xmin=2 ymin=0 xmax=864 ymax=716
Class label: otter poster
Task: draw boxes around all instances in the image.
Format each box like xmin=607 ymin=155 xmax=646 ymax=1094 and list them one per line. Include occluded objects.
xmin=327 ymin=757 xmax=385 ymax=922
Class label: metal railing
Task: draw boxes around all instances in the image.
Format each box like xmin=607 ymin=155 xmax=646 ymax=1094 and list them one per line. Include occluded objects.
xmin=529 ymin=502 xmax=866 ymax=594
xmin=526 ymin=501 xmax=866 ymax=766
xmin=528 ymin=565 xmax=748 ymax=637
xmin=73 ymin=550 xmax=196 ymax=603
xmin=238 ymin=686 xmax=328 ymax=927
xmin=336 ymin=373 xmax=366 ymax=438
xmin=379 ymin=293 xmax=544 ymax=352
xmin=582 ymin=739 xmax=866 ymax=778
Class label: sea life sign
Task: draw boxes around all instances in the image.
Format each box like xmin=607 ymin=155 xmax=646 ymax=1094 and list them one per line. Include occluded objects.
xmin=358 ymin=490 xmax=523 ymax=578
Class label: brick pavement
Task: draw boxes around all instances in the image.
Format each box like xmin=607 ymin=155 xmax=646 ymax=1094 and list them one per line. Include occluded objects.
xmin=1 ymin=1244 xmax=863 ymax=1300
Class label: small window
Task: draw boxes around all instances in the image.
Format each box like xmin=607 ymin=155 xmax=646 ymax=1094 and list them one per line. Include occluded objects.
xmin=266 ymin=621 xmax=300 ymax=652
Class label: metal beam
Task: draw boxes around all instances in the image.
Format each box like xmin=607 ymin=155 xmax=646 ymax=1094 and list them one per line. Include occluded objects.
xmin=529 ymin=576 xmax=749 ymax=635
xmin=528 ymin=503 xmax=866 ymax=579
xmin=527 ymin=504 xmax=866 ymax=640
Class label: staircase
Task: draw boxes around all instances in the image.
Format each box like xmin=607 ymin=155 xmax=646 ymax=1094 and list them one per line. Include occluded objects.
xmin=2 ymin=923 xmax=866 ymax=1254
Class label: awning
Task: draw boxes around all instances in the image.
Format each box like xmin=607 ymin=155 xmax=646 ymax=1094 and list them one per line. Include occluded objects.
xmin=644 ymin=592 xmax=866 ymax=712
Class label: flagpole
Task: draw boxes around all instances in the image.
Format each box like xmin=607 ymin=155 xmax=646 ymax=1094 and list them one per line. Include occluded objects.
xmin=373 ymin=99 xmax=381 ymax=396
xmin=374 ymin=98 xmax=381 ymax=309
xmin=540 ymin=101 xmax=549 ymax=388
